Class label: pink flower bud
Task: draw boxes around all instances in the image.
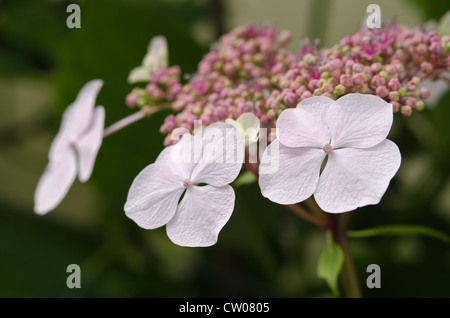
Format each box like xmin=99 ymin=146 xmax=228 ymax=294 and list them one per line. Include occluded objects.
xmin=420 ymin=61 xmax=433 ymax=73
xmin=301 ymin=91 xmax=312 ymax=99
xmin=392 ymin=102 xmax=400 ymax=113
xmin=371 ymin=62 xmax=382 ymax=73
xmin=389 ymin=91 xmax=399 ymax=102
xmin=376 ymin=86 xmax=389 ymax=98
xmin=281 ymin=89 xmax=297 ymax=106
xmin=260 ymin=114 xmax=269 ymax=126
xmin=308 ymin=79 xmax=319 ymax=91
xmin=352 ymin=63 xmax=364 ymax=73
xmin=340 ymin=74 xmax=353 ymax=87
xmin=352 ymin=73 xmax=365 ymax=86
xmin=325 ymin=59 xmax=343 ymax=71
xmin=125 ymin=91 xmax=139 ymax=108
xmin=388 ymin=78 xmax=400 ymax=91
xmin=430 ymin=42 xmax=444 ymax=55
xmin=405 ymin=97 xmax=416 ymax=108
xmin=420 ymin=87 xmax=430 ymax=99
xmin=416 ymin=43 xmax=428 ymax=55
xmin=400 ymin=105 xmax=412 ymax=116
xmin=321 ymin=82 xmax=334 ymax=93
xmin=371 ymin=75 xmax=386 ymax=87
xmin=385 ymin=64 xmax=397 ymax=75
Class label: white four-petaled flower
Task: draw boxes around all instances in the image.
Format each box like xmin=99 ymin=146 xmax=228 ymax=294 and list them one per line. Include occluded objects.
xmin=259 ymin=93 xmax=401 ymax=213
xmin=124 ymin=123 xmax=244 ymax=247
xmin=34 ymin=80 xmax=105 ymax=215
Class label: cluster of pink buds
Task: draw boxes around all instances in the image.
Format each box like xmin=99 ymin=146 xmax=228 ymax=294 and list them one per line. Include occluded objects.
xmin=126 ymin=23 xmax=450 ymax=145
xmin=157 ymin=25 xmax=297 ymax=145
xmin=291 ymin=23 xmax=450 ymax=116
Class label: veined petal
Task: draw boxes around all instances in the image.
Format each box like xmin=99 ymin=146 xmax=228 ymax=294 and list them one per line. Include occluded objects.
xmin=258 ymin=139 xmax=326 ymax=205
xmin=296 ymin=96 xmax=335 ymax=122
xmin=327 ymin=93 xmax=393 ymax=149
xmin=166 ymin=185 xmax=235 ymax=247
xmin=34 ymin=151 xmax=77 ymax=215
xmin=76 ymin=106 xmax=105 ymax=182
xmin=124 ymin=162 xmax=185 ymax=229
xmin=156 ymin=132 xmax=199 ymax=180
xmin=277 ymin=96 xmax=333 ymax=148
xmin=190 ymin=123 xmax=244 ymax=187
xmin=48 ymin=80 xmax=103 ymax=160
xmin=314 ymin=139 xmax=401 ymax=213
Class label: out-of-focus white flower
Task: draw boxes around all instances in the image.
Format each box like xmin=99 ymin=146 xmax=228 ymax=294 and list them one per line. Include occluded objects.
xmin=259 ymin=94 xmax=401 ymax=213
xmin=127 ymin=36 xmax=168 ymax=84
xmin=438 ymin=10 xmax=450 ymax=36
xmin=124 ymin=123 xmax=244 ymax=247
xmin=34 ymin=80 xmax=105 ymax=215
xmin=225 ymin=112 xmax=260 ymax=146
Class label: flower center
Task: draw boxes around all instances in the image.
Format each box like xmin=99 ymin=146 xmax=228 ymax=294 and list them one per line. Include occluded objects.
xmin=322 ymin=143 xmax=333 ymax=153
xmin=183 ymin=178 xmax=192 ymax=188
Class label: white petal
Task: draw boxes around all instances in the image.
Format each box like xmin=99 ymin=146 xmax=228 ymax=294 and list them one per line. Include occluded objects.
xmin=76 ymin=106 xmax=105 ymax=182
xmin=236 ymin=112 xmax=260 ymax=144
xmin=124 ymin=163 xmax=185 ymax=229
xmin=127 ymin=36 xmax=168 ymax=84
xmin=127 ymin=66 xmax=150 ymax=84
xmin=258 ymin=139 xmax=326 ymax=205
xmin=277 ymin=96 xmax=333 ymax=148
xmin=48 ymin=79 xmax=103 ymax=160
xmin=34 ymin=151 xmax=77 ymax=215
xmin=190 ymin=123 xmax=244 ymax=187
xmin=296 ymin=96 xmax=335 ymax=121
xmin=327 ymin=93 xmax=393 ymax=149
xmin=155 ymin=132 xmax=199 ymax=180
xmin=166 ymin=185 xmax=235 ymax=247
xmin=143 ymin=36 xmax=168 ymax=70
xmin=225 ymin=118 xmax=245 ymax=142
xmin=314 ymin=139 xmax=401 ymax=213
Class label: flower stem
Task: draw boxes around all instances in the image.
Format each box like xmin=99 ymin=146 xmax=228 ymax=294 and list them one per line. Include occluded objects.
xmin=328 ymin=212 xmax=362 ymax=298
xmin=242 ymin=161 xmax=327 ymax=229
xmin=285 ymin=204 xmax=328 ymax=229
xmin=103 ymin=104 xmax=171 ymax=138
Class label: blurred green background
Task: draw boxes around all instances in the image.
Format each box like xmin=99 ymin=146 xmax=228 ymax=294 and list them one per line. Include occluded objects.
xmin=0 ymin=0 xmax=449 ymax=297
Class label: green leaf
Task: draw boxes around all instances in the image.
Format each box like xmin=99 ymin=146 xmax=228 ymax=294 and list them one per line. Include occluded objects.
xmin=232 ymin=170 xmax=257 ymax=188
xmin=317 ymin=242 xmax=344 ymax=297
xmin=347 ymin=225 xmax=450 ymax=244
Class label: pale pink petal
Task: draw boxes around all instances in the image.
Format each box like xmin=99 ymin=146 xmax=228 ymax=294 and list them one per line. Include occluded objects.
xmin=314 ymin=139 xmax=401 ymax=213
xmin=166 ymin=185 xmax=235 ymax=247
xmin=277 ymin=96 xmax=334 ymax=148
xmin=296 ymin=96 xmax=335 ymax=122
xmin=48 ymin=80 xmax=103 ymax=160
xmin=124 ymin=163 xmax=185 ymax=229
xmin=155 ymin=132 xmax=199 ymax=180
xmin=258 ymin=139 xmax=326 ymax=205
xmin=76 ymin=106 xmax=105 ymax=182
xmin=34 ymin=151 xmax=77 ymax=215
xmin=190 ymin=123 xmax=244 ymax=187
xmin=327 ymin=93 xmax=393 ymax=149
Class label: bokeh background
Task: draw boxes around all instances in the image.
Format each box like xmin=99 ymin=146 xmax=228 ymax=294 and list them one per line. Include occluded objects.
xmin=0 ymin=0 xmax=449 ymax=297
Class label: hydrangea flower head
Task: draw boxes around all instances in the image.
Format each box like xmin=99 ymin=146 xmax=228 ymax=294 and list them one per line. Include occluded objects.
xmin=124 ymin=123 xmax=244 ymax=247
xmin=259 ymin=93 xmax=401 ymax=213
xmin=34 ymin=80 xmax=105 ymax=214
